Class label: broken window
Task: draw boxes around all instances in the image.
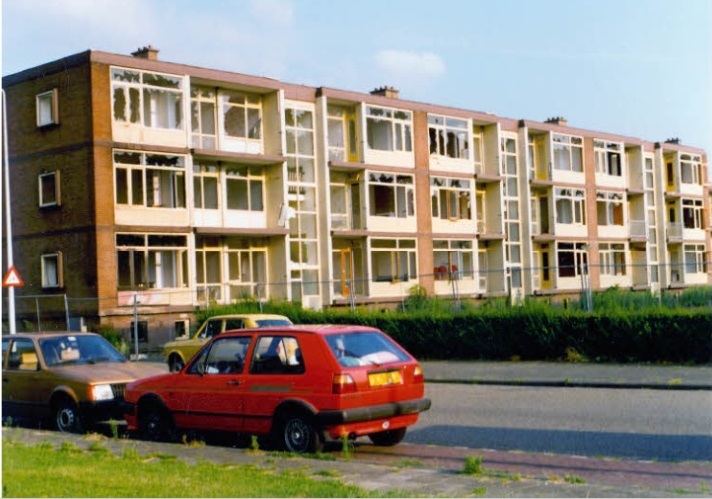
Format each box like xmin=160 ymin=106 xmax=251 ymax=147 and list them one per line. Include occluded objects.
xmin=594 ymin=140 xmax=623 ymax=176
xmin=116 ymin=234 xmax=188 ymax=290
xmin=599 ymin=243 xmax=626 ymax=276
xmin=114 ymin=150 xmax=186 ymax=208
xmin=433 ymin=240 xmax=474 ymax=280
xmin=428 ymin=114 xmax=469 ymax=159
xmin=555 ymin=188 xmax=586 ymax=225
xmin=366 ymin=106 xmax=412 ymax=152
xmin=369 ymin=173 xmax=414 ymax=218
xmin=222 ymin=91 xmax=261 ymax=139
xmin=552 ymin=134 xmax=583 ymax=172
xmin=431 ymin=177 xmax=471 ymax=220
xmin=111 ymin=68 xmax=183 ymax=129
xmin=596 ymin=191 xmax=624 ymax=226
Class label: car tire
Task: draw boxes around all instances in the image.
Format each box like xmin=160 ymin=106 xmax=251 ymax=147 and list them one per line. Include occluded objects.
xmin=368 ymin=427 xmax=406 ymax=446
xmin=168 ymin=355 xmax=184 ymax=373
xmin=139 ymin=404 xmax=174 ymax=442
xmin=54 ymin=398 xmax=84 ymax=434
xmin=278 ymin=411 xmax=323 ymax=454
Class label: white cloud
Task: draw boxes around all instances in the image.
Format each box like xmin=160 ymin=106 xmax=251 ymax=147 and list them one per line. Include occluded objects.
xmin=375 ymin=50 xmax=445 ymax=78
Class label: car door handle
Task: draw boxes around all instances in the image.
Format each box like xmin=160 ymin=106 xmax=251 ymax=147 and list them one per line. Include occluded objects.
xmin=226 ymin=379 xmax=242 ymax=386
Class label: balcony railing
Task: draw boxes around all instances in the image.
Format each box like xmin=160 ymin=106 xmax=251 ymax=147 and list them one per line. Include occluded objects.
xmin=628 ymin=219 xmax=646 ymax=238
xmin=667 ymin=222 xmax=683 ymax=240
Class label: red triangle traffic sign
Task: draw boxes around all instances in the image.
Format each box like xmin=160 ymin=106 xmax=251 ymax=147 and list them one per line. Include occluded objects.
xmin=2 ymin=265 xmax=24 ymax=287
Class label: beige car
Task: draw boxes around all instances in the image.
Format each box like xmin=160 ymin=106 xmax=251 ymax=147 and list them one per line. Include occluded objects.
xmin=1 ymin=332 xmax=165 ymax=433
xmin=163 ymin=314 xmax=293 ymax=372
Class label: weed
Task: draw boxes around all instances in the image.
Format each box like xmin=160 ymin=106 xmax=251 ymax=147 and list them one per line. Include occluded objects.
xmin=87 ymin=441 xmax=110 ymax=454
xmin=248 ymin=434 xmax=261 ymax=453
xmin=4 ymin=416 xmax=14 ymax=427
xmin=394 ymin=458 xmax=423 ymax=468
xmin=701 ymin=481 xmax=710 ymax=494
xmin=340 ymin=433 xmax=353 ymax=459
xmin=313 ymin=469 xmax=340 ymax=478
xmin=108 ymin=419 xmax=119 ymax=439
xmin=121 ymin=446 xmax=140 ymax=461
xmin=564 ymin=474 xmax=586 ymax=484
xmin=472 ymin=486 xmax=487 ymax=496
xmin=58 ymin=441 xmax=83 ymax=454
xmin=463 ymin=455 xmax=484 ymax=475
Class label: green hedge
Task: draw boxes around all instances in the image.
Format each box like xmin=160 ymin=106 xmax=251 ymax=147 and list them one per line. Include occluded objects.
xmin=197 ymin=300 xmax=712 ymax=364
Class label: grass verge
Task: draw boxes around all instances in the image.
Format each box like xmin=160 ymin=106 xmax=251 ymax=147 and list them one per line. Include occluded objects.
xmin=1 ymin=438 xmax=395 ymax=498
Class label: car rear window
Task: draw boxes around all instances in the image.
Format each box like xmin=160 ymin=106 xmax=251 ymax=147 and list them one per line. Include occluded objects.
xmin=255 ymin=319 xmax=293 ymax=327
xmin=326 ymin=331 xmax=410 ymax=367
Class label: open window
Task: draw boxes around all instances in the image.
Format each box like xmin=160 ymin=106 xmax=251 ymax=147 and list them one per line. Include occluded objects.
xmin=41 ymin=251 xmax=64 ymax=289
xmin=36 ymin=89 xmax=59 ymax=127
xmin=39 ymin=171 xmax=61 ymax=207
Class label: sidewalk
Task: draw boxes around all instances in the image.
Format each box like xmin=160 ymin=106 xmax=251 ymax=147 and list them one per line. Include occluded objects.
xmin=421 ymin=360 xmax=712 ymax=390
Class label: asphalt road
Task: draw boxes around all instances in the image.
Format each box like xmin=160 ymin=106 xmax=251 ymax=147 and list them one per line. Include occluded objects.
xmin=405 ymin=383 xmax=712 ymax=462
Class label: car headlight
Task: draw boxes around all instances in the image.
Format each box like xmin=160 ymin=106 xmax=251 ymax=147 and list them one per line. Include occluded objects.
xmin=91 ymin=384 xmax=114 ymax=401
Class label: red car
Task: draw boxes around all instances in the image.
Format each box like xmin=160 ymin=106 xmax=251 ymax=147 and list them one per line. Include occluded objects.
xmin=124 ymin=325 xmax=431 ymax=453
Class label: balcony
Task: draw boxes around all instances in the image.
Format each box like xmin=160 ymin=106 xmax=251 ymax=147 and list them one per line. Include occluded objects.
xmin=628 ymin=220 xmax=647 ymax=242
xmin=667 ymin=222 xmax=683 ymax=242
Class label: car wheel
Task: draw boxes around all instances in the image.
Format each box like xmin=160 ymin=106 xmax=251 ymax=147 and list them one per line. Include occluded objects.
xmin=168 ymin=355 xmax=184 ymax=373
xmin=279 ymin=412 xmax=323 ymax=454
xmin=139 ymin=405 xmax=174 ymax=442
xmin=54 ymin=399 xmax=84 ymax=434
xmin=368 ymin=427 xmax=406 ymax=446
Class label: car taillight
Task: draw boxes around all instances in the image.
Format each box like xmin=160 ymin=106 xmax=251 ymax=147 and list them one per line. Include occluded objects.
xmin=413 ymin=365 xmax=424 ymax=383
xmin=332 ymin=373 xmax=356 ymax=394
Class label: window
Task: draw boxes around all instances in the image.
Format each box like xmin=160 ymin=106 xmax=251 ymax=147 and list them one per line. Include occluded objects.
xmin=7 ymin=339 xmax=38 ymax=371
xmin=366 ymin=106 xmax=412 ymax=152
xmin=594 ymin=140 xmax=623 ymax=176
xmin=552 ymin=134 xmax=583 ymax=172
xmin=250 ymin=336 xmax=304 ymax=374
xmin=112 ymin=68 xmax=183 ymax=129
xmin=433 ymin=240 xmax=474 ymax=280
xmin=684 ymin=244 xmax=706 ymax=274
xmin=369 ymin=173 xmax=414 ymax=218
xmin=188 ymin=336 xmax=252 ymax=375
xmin=599 ymin=243 xmax=626 ymax=276
xmin=431 ymin=177 xmax=471 ymax=220
xmin=596 ymin=192 xmax=624 ymax=226
xmin=193 ymin=163 xmax=219 ymax=209
xmin=557 ymin=242 xmax=588 ymax=278
xmin=370 ymin=239 xmax=417 ymax=282
xmin=116 ymin=234 xmax=188 ymax=290
xmin=36 ymin=89 xmax=58 ymax=127
xmin=428 ymin=115 xmax=469 ymax=159
xmin=41 ymin=252 xmax=63 ymax=288
xmin=225 ymin=166 xmax=264 ymax=211
xmin=682 ymin=199 xmax=703 ymax=229
xmin=555 ymin=188 xmax=586 ymax=225
xmin=191 ymin=86 xmax=217 ymax=149
xmin=221 ymin=90 xmax=262 ymax=140
xmin=38 ymin=171 xmax=60 ymax=207
xmin=680 ymin=154 xmax=703 ymax=185
xmin=114 ymin=150 xmax=186 ymax=208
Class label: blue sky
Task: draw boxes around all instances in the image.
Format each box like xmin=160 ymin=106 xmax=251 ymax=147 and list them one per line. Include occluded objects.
xmin=2 ymin=0 xmax=711 ymax=164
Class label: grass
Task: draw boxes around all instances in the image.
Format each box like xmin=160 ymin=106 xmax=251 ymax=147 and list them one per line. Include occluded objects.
xmin=1 ymin=438 xmax=392 ymax=498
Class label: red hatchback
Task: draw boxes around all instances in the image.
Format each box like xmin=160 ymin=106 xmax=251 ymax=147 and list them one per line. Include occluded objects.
xmin=124 ymin=325 xmax=431 ymax=453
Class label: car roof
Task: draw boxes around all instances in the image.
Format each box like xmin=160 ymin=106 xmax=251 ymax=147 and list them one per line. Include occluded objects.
xmin=220 ymin=324 xmax=379 ymax=337
xmin=204 ymin=314 xmax=291 ymax=320
xmin=2 ymin=332 xmax=99 ymax=340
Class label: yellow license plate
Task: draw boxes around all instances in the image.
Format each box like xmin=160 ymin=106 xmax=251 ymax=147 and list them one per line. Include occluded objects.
xmin=368 ymin=370 xmax=402 ymax=387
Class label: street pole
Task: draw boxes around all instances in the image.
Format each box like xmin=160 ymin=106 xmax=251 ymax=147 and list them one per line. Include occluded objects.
xmin=2 ymin=89 xmax=16 ymax=334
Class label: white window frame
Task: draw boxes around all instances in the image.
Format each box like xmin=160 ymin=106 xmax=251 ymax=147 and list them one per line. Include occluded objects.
xmin=599 ymin=243 xmax=627 ymax=276
xmin=555 ymin=188 xmax=586 ymax=225
xmin=36 ymin=89 xmax=58 ymax=127
xmin=111 ymin=68 xmax=184 ymax=130
xmin=38 ymin=170 xmax=61 ymax=207
xmin=366 ymin=106 xmax=413 ymax=152
xmin=594 ymin=140 xmax=623 ymax=176
xmin=220 ymin=90 xmax=262 ymax=141
xmin=368 ymin=173 xmax=414 ymax=218
xmin=552 ymin=133 xmax=583 ymax=172
xmin=193 ymin=163 xmax=220 ymax=209
xmin=684 ymin=244 xmax=706 ymax=274
xmin=370 ymin=238 xmax=417 ymax=283
xmin=556 ymin=242 xmax=588 ymax=278
xmin=431 ymin=177 xmax=472 ymax=220
xmin=428 ymin=114 xmax=469 ymax=159
xmin=114 ymin=150 xmax=186 ymax=208
xmin=191 ymin=86 xmax=217 ymax=149
xmin=115 ymin=233 xmax=188 ymax=290
xmin=225 ymin=165 xmax=264 ymax=212
xmin=433 ymin=239 xmax=474 ymax=280
xmin=680 ymin=154 xmax=703 ymax=185
xmin=41 ymin=252 xmax=63 ymax=288
xmin=596 ymin=191 xmax=625 ymax=226
xmin=682 ymin=199 xmax=703 ymax=229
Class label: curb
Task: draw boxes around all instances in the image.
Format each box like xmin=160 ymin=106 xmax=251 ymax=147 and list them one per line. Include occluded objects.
xmin=425 ymin=378 xmax=712 ymax=391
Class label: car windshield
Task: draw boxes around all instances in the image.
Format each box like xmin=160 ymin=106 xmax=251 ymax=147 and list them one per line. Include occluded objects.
xmin=39 ymin=335 xmax=126 ymax=367
xmin=326 ymin=331 xmax=410 ymax=367
xmin=256 ymin=319 xmax=293 ymax=327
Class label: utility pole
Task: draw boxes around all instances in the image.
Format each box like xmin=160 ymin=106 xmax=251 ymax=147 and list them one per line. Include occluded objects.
xmin=2 ymin=89 xmax=16 ymax=334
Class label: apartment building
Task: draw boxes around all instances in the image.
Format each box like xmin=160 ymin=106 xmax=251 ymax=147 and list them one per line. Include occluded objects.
xmin=2 ymin=47 xmax=710 ymax=344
